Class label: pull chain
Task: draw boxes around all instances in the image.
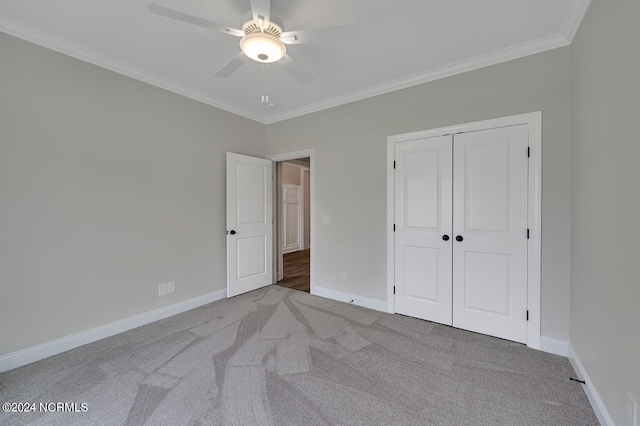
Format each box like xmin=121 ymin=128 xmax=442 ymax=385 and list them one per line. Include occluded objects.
xmin=261 ymin=63 xmax=270 ymax=104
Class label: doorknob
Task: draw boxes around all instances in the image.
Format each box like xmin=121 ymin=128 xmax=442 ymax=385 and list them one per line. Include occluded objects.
xmin=455 ymin=235 xmax=463 ymax=242
xmin=442 ymin=235 xmax=450 ymax=241
xmin=229 ymin=230 xmax=237 ymax=235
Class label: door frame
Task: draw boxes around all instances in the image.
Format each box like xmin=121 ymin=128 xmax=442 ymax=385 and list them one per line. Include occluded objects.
xmin=386 ymin=112 xmax=542 ymax=349
xmin=267 ymin=149 xmax=315 ymax=294
xmin=300 ymin=166 xmax=311 ymax=250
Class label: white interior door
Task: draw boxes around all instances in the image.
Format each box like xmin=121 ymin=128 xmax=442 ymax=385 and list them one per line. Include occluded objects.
xmin=282 ymin=184 xmax=302 ymax=254
xmin=452 ymin=126 xmax=529 ymax=343
xmin=394 ymin=135 xmax=453 ymax=325
xmin=226 ymin=153 xmax=273 ymax=298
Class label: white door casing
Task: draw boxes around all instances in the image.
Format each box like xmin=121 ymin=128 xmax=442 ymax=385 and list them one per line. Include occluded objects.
xmin=282 ymin=184 xmax=302 ymax=253
xmin=394 ymin=135 xmax=453 ymax=325
xmin=452 ymin=125 xmax=529 ymax=343
xmin=301 ymin=167 xmax=311 ymax=250
xmin=226 ymin=153 xmax=273 ymax=298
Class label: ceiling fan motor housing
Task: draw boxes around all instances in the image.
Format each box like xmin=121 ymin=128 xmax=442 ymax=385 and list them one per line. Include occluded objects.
xmin=239 ymin=12 xmax=286 ymax=63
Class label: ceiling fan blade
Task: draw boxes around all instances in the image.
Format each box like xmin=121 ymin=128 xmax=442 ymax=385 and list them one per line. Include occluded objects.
xmin=280 ymin=23 xmax=360 ymax=44
xmin=280 ymin=55 xmax=314 ymax=85
xmin=215 ymin=53 xmax=246 ymax=78
xmin=250 ymin=0 xmax=271 ymax=27
xmin=148 ymin=3 xmax=244 ymax=37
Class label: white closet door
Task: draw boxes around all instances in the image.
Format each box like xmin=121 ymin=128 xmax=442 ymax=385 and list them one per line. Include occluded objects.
xmin=394 ymin=135 xmax=453 ymax=324
xmin=452 ymin=125 xmax=529 ymax=343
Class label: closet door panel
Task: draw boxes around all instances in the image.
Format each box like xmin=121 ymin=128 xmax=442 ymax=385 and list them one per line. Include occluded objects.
xmin=394 ymin=135 xmax=453 ymax=325
xmin=452 ymin=125 xmax=529 ymax=343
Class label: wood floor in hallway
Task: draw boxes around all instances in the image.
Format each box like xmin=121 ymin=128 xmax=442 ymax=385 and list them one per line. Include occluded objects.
xmin=277 ymin=249 xmax=310 ymax=293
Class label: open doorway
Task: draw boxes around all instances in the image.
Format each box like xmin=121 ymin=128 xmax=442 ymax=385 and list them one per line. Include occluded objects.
xmin=268 ymin=149 xmax=315 ymax=294
xmin=276 ymin=159 xmax=310 ymax=292
xmin=269 ymin=155 xmax=314 ymax=293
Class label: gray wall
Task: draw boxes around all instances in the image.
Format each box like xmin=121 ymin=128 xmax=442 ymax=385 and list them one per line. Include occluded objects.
xmin=570 ymin=1 xmax=640 ymax=424
xmin=267 ymin=47 xmax=573 ymax=341
xmin=3 ymin=8 xmax=638 ymax=420
xmin=0 ymin=34 xmax=266 ymax=356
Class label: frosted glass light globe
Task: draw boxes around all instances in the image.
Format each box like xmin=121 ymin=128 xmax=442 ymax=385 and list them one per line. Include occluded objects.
xmin=239 ymin=33 xmax=286 ymax=63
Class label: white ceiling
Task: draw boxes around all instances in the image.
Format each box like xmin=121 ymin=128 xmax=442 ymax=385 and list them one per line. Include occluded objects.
xmin=0 ymin=0 xmax=590 ymax=124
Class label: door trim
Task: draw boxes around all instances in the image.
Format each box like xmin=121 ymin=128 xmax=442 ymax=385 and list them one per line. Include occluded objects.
xmin=300 ymin=167 xmax=310 ymax=250
xmin=386 ymin=112 xmax=542 ymax=350
xmin=267 ymin=149 xmax=315 ymax=294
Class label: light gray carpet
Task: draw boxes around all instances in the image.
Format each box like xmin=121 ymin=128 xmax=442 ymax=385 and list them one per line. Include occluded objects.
xmin=0 ymin=286 xmax=598 ymax=425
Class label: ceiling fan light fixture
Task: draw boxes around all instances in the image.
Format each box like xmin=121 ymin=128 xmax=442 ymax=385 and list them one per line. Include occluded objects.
xmin=239 ymin=32 xmax=285 ymax=63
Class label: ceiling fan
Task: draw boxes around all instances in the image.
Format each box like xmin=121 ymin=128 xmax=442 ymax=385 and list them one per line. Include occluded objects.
xmin=148 ymin=0 xmax=360 ymax=85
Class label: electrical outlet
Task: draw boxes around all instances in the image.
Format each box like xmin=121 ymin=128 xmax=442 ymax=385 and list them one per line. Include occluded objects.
xmin=628 ymin=393 xmax=638 ymax=426
xmin=158 ymin=283 xmax=167 ymax=297
xmin=167 ymin=281 xmax=175 ymax=294
xmin=340 ymin=271 xmax=347 ymax=282
xmin=322 ymin=214 xmax=331 ymax=225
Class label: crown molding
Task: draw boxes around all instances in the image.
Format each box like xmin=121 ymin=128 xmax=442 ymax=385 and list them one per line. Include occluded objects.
xmin=564 ymin=0 xmax=592 ymax=43
xmin=262 ymin=0 xmax=592 ymax=124
xmin=265 ymin=32 xmax=571 ymax=124
xmin=0 ymin=16 xmax=267 ymax=124
xmin=264 ymin=1 xmax=592 ymax=124
xmin=1 ymin=0 xmax=592 ymax=126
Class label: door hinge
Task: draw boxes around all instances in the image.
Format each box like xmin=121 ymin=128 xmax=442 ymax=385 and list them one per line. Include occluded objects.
xmin=393 ymin=224 xmax=396 ymax=232
xmin=393 ymin=161 xmax=396 ymax=169
xmin=528 ymin=147 xmax=531 ymax=158
xmin=527 ymin=229 xmax=530 ymax=239
xmin=526 ymin=310 xmax=529 ymax=321
xmin=393 ymin=286 xmax=396 ymax=295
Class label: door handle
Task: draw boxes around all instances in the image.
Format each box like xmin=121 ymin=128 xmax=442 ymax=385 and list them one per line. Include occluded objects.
xmin=455 ymin=235 xmax=463 ymax=242
xmin=229 ymin=230 xmax=237 ymax=235
xmin=442 ymin=235 xmax=450 ymax=241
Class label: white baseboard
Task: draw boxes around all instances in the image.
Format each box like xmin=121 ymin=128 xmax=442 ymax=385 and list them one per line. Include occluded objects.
xmin=0 ymin=289 xmax=226 ymax=373
xmin=568 ymin=344 xmax=615 ymax=426
xmin=312 ymin=286 xmax=388 ymax=313
xmin=540 ymin=336 xmax=569 ymax=357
